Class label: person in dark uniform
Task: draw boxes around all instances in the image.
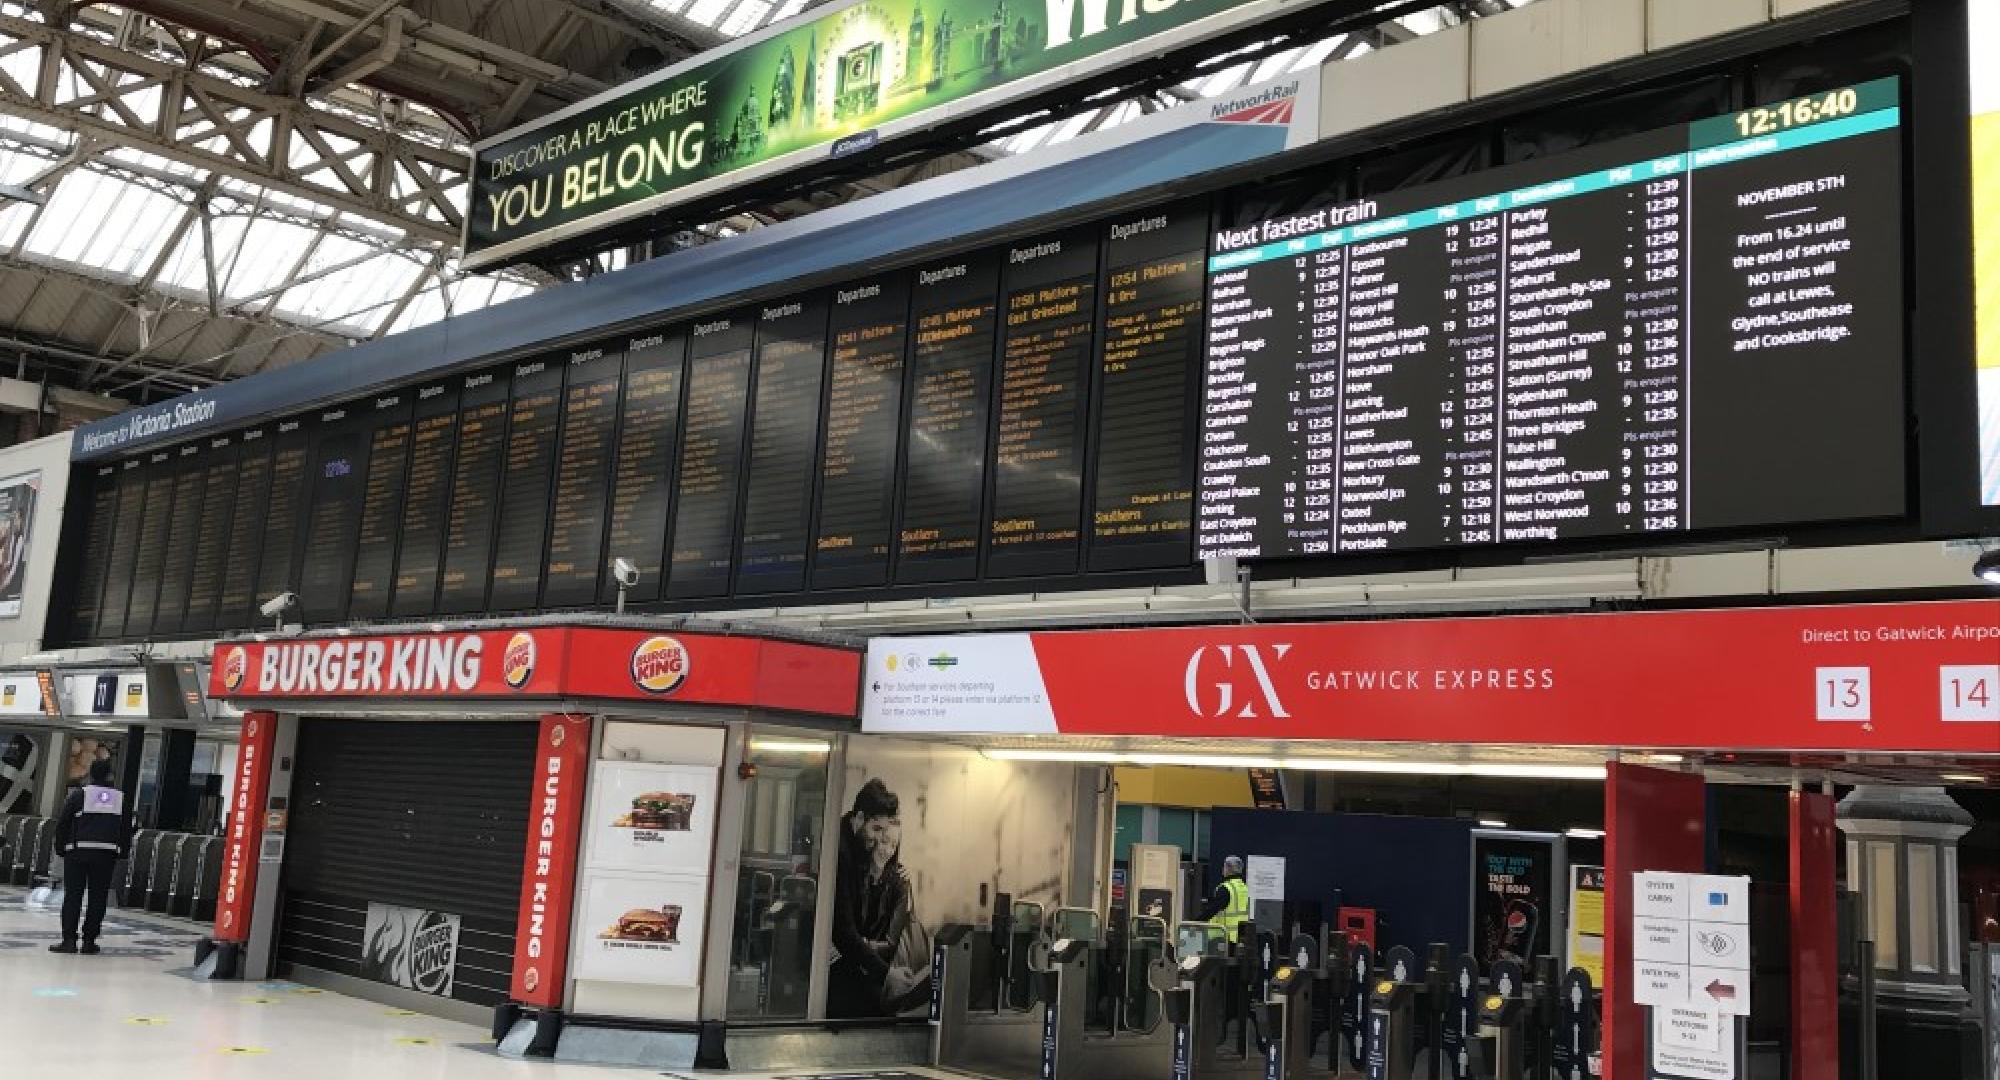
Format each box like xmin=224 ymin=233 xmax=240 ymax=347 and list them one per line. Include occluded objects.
xmin=50 ymin=759 xmax=129 ymax=954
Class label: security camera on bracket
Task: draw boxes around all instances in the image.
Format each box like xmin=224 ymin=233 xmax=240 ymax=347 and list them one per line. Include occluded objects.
xmin=612 ymin=558 xmax=640 ymax=614
xmin=260 ymin=591 xmax=297 ymax=632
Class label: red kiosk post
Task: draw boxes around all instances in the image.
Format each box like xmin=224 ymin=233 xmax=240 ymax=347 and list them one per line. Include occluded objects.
xmin=1602 ymin=762 xmax=1706 ymax=1080
xmin=1790 ymin=790 xmax=1839 ymax=1080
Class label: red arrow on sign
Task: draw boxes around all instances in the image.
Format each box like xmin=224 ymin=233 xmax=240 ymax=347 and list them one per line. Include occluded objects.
xmin=1705 ymin=979 xmax=1738 ymax=1002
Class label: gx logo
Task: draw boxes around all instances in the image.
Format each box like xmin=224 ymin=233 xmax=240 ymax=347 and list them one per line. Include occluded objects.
xmin=1182 ymin=643 xmax=1293 ymax=719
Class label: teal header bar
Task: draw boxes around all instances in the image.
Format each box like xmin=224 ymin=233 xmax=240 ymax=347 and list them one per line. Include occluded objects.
xmin=1209 ymin=100 xmax=1901 ymax=274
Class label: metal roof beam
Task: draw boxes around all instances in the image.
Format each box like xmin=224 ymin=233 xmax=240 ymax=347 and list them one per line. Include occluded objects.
xmin=0 ymin=12 xmax=465 ymax=243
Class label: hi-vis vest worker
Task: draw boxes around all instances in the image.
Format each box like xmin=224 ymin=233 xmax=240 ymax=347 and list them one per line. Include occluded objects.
xmin=1202 ymin=855 xmax=1254 ymax=940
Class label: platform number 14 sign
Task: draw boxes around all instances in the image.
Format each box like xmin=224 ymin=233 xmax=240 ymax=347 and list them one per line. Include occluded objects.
xmin=1940 ymin=666 xmax=2000 ymax=723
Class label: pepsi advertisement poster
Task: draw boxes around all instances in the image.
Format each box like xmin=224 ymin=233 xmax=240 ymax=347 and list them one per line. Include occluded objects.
xmin=1471 ymin=833 xmax=1558 ymax=967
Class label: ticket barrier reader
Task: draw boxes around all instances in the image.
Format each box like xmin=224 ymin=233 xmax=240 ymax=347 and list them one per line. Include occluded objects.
xmin=1475 ymin=962 xmax=1532 ymax=1080
xmin=1264 ymin=960 xmax=1317 ymax=1079
xmin=1364 ymin=947 xmax=1425 ymax=1080
xmin=1036 ymin=922 xmax=1177 ymax=1080
xmin=933 ymin=901 xmax=1052 ymax=1079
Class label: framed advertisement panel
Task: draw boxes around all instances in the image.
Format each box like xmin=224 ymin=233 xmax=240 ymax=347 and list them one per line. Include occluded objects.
xmin=582 ymin=759 xmax=721 ymax=875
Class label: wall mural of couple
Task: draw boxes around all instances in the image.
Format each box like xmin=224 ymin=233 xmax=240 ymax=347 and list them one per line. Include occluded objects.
xmin=827 ymin=742 xmax=1074 ymax=1018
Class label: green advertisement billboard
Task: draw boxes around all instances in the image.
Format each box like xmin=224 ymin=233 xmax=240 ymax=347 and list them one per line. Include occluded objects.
xmin=464 ymin=0 xmax=1314 ymax=267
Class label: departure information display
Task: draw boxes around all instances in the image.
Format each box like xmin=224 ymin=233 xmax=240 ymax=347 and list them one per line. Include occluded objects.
xmin=96 ymin=460 xmax=146 ymax=639
xmin=70 ymin=464 xmax=118 ymax=637
xmin=439 ymin=369 xmax=510 ymax=612
xmin=348 ymin=393 xmax=415 ymax=621
xmin=59 ymin=79 xmax=1926 ymax=644
xmin=813 ymin=277 xmax=908 ymax=589
xmin=543 ymin=343 xmax=625 ymax=609
xmin=990 ymin=230 xmax=1096 ymax=578
xmin=601 ymin=332 xmax=685 ymax=606
xmin=154 ymin=444 xmax=206 ymax=634
xmin=390 ymin=381 xmax=459 ymax=617
xmin=898 ymin=252 xmax=1000 ymax=583
xmin=1090 ymin=205 xmax=1204 ymax=571
xmin=184 ymin=435 xmax=240 ymax=633
xmin=668 ymin=315 xmax=755 ymax=599
xmin=299 ymin=410 xmax=368 ymax=625
xmin=126 ymin=450 xmax=177 ymax=634
xmin=1197 ymin=79 xmax=1905 ymax=560
xmin=738 ymin=297 xmax=829 ymax=595
xmin=254 ymin=421 xmax=311 ymax=610
xmin=490 ymin=359 xmax=566 ymax=610
xmin=217 ymin=429 xmax=273 ymax=627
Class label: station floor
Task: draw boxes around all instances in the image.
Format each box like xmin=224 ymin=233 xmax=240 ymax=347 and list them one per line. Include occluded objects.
xmin=0 ymin=887 xmax=954 ymax=1080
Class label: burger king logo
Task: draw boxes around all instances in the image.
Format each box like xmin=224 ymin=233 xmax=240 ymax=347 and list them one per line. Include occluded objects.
xmin=502 ymin=633 xmax=537 ymax=690
xmin=221 ymin=646 xmax=248 ymax=692
xmin=630 ymin=636 xmax=690 ymax=695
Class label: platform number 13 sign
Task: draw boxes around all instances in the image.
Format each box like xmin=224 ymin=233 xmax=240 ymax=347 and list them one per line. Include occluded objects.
xmin=1940 ymin=666 xmax=2000 ymax=723
xmin=1815 ymin=667 xmax=1871 ymax=722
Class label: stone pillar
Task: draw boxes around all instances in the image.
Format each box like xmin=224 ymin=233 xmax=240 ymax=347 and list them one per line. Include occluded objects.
xmin=1835 ymin=785 xmax=1981 ymax=1080
xmin=1835 ymin=785 xmax=1973 ymax=1006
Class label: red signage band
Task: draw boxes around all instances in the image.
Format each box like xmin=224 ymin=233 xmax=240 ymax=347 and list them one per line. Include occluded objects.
xmin=510 ymin=713 xmax=591 ymax=1007
xmin=213 ymin=710 xmax=277 ymax=944
xmin=210 ymin=626 xmax=861 ymax=718
xmin=863 ymin=600 xmax=2000 ymax=753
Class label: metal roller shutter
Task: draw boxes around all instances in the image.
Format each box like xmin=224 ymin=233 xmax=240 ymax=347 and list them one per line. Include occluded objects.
xmin=276 ymin=718 xmax=536 ymax=1009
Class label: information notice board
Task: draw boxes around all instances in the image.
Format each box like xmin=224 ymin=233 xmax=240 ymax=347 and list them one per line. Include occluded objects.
xmin=60 ymin=79 xmax=1920 ymax=643
xmin=1197 ymin=79 xmax=1905 ymax=561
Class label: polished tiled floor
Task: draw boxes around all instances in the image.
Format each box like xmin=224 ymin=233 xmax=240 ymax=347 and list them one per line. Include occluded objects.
xmin=0 ymin=886 xmax=952 ymax=1080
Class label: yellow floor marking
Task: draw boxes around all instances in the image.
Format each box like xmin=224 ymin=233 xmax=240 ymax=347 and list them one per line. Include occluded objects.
xmin=222 ymin=1046 xmax=268 ymax=1055
xmin=125 ymin=1017 xmax=169 ymax=1026
xmin=395 ymin=1037 xmax=435 ymax=1046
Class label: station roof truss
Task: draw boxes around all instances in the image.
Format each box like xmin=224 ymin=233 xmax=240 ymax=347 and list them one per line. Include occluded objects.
xmin=0 ymin=0 xmax=1524 ymax=403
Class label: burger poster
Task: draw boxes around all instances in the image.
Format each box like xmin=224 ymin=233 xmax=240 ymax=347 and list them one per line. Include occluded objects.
xmin=585 ymin=760 xmax=719 ymax=874
xmin=572 ymin=872 xmax=708 ymax=986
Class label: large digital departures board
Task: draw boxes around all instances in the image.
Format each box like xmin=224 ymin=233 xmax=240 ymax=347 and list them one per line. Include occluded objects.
xmin=58 ymin=78 xmax=1920 ymax=643
xmin=1198 ymin=78 xmax=1906 ymax=560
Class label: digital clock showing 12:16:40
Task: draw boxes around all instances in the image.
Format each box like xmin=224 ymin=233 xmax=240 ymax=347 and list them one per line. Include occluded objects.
xmin=1733 ymin=86 xmax=1862 ymax=138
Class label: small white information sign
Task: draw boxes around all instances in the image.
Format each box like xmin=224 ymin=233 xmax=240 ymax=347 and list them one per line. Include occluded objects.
xmin=1689 ymin=920 xmax=1750 ymax=970
xmin=1653 ymin=1005 xmax=1735 ymax=1080
xmin=1690 ymin=964 xmax=1751 ymax=1017
xmin=1689 ymin=875 xmax=1750 ymax=925
xmin=1633 ymin=872 xmax=1690 ymax=920
xmin=1633 ymin=918 xmax=1689 ymax=964
xmin=1631 ymin=961 xmax=1690 ymax=1008
xmin=1246 ymin=855 xmax=1286 ymax=904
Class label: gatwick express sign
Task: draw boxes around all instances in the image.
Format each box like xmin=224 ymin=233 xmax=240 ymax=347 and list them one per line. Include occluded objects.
xmin=465 ymin=0 xmax=1347 ymax=267
xmin=860 ymin=600 xmax=2000 ymax=752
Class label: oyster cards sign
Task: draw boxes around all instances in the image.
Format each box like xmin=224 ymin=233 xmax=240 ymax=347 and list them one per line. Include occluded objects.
xmin=464 ymin=0 xmax=1348 ymax=266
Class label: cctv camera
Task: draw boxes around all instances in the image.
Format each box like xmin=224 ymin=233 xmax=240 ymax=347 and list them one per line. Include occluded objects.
xmin=612 ymin=558 xmax=640 ymax=588
xmin=259 ymin=592 xmax=297 ymax=619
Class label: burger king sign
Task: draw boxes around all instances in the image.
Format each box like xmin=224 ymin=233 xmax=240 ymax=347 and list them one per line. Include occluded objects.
xmin=220 ymin=646 xmax=248 ymax=692
xmin=630 ymin=636 xmax=689 ymax=695
xmin=502 ymin=633 xmax=537 ymax=690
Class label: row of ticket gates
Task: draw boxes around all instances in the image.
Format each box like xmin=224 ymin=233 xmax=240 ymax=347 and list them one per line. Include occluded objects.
xmin=0 ymin=814 xmax=223 ymax=920
xmin=930 ymin=899 xmax=1598 ymax=1080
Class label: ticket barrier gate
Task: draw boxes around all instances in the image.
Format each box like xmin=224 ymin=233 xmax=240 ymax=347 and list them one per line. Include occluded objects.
xmin=1172 ymin=928 xmax=1344 ymax=1080
xmin=1165 ymin=925 xmax=1260 ymax=1080
xmin=1265 ymin=959 xmax=1316 ymax=1079
xmin=933 ymin=900 xmax=1053 ymax=1079
xmin=1035 ymin=922 xmax=1177 ymax=1080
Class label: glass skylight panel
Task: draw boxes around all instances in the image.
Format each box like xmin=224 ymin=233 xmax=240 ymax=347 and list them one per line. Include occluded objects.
xmin=685 ymin=0 xmax=734 ymax=28
xmin=721 ymin=0 xmax=772 ymax=36
xmin=772 ymin=0 xmax=809 ymax=22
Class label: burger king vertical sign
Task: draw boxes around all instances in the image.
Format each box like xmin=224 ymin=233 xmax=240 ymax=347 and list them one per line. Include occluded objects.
xmin=511 ymin=713 xmax=591 ymax=1007
xmin=214 ymin=708 xmax=276 ymax=944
